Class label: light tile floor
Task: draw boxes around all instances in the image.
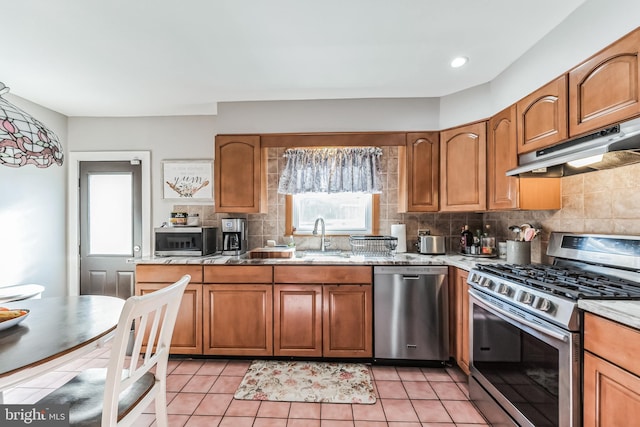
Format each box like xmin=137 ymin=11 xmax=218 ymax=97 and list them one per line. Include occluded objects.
xmin=5 ymin=346 xmax=490 ymax=427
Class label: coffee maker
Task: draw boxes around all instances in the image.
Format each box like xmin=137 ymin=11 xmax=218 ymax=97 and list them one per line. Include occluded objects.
xmin=221 ymin=218 xmax=247 ymax=255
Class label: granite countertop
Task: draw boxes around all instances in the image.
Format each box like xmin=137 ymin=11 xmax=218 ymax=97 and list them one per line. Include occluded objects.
xmin=579 ymin=300 xmax=640 ymax=330
xmin=136 ymin=251 xmax=505 ymax=271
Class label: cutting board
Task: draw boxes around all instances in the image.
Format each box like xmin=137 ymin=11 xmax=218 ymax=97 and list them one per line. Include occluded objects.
xmin=249 ymin=247 xmax=296 ymax=259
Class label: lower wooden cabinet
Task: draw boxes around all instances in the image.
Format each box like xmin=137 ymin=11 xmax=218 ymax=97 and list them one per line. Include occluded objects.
xmin=203 ymin=265 xmax=273 ymax=356
xmin=135 ymin=264 xmax=204 ymax=354
xmin=274 ymin=284 xmax=322 ymax=357
xmin=583 ymin=312 xmax=640 ymax=426
xmin=136 ymin=264 xmax=373 ymax=358
xmin=323 ymin=284 xmax=372 ymax=358
xmin=203 ymin=284 xmax=273 ymax=356
xmin=452 ymin=267 xmax=470 ymax=375
xmin=274 ymin=265 xmax=373 ymax=358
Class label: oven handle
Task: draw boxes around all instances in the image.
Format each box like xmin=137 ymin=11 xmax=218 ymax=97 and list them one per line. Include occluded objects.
xmin=469 ymin=289 xmax=569 ymax=343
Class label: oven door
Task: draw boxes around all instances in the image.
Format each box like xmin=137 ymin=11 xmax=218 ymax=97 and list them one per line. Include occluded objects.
xmin=468 ymin=288 xmax=580 ymax=427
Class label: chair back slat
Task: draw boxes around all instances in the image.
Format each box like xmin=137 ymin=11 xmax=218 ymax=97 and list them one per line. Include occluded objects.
xmin=101 ymin=274 xmax=190 ymax=426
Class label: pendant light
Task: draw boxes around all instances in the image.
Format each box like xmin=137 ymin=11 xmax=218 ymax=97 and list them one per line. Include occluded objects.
xmin=0 ymin=82 xmax=63 ymax=168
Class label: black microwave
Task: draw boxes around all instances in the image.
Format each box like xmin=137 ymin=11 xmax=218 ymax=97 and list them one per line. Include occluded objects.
xmin=154 ymin=226 xmax=218 ymax=256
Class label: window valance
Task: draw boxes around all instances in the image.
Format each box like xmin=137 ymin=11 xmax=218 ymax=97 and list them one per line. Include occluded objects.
xmin=277 ymin=147 xmax=383 ymax=194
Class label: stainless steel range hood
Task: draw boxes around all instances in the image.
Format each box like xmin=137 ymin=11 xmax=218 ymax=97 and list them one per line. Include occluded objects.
xmin=507 ymin=117 xmax=640 ymax=177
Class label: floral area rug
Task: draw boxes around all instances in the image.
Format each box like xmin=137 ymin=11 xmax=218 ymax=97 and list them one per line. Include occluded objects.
xmin=234 ymin=360 xmax=376 ymax=404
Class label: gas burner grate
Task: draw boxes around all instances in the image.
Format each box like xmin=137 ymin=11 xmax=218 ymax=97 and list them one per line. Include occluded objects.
xmin=475 ymin=263 xmax=640 ymax=299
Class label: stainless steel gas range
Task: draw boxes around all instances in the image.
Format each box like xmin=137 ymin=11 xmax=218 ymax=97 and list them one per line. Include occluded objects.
xmin=467 ymin=232 xmax=640 ymax=427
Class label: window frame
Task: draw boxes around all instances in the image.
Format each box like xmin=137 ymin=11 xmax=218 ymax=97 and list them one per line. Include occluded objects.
xmin=285 ymin=194 xmax=380 ymax=236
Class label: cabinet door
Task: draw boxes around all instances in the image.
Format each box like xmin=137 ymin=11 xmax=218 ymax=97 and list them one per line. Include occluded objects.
xmin=569 ymin=28 xmax=640 ymax=137
xmin=516 ymin=75 xmax=568 ymax=154
xmin=274 ymin=284 xmax=322 ymax=357
xmin=323 ymin=284 xmax=372 ymax=358
xmin=399 ymin=132 xmax=439 ymax=212
xmin=136 ymin=283 xmax=202 ymax=354
xmin=203 ymin=284 xmax=273 ymax=356
xmin=583 ymin=351 xmax=640 ymax=427
xmin=440 ymin=122 xmax=487 ymax=212
xmin=454 ymin=268 xmax=470 ymax=375
xmin=488 ymin=105 xmax=519 ymax=210
xmin=214 ymin=135 xmax=266 ymax=213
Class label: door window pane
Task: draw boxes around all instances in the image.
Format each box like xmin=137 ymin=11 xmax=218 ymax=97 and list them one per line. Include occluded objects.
xmin=88 ymin=173 xmax=132 ymax=255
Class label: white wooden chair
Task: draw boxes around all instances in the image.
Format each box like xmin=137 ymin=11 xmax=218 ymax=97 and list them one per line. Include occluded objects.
xmin=37 ymin=274 xmax=191 ymax=427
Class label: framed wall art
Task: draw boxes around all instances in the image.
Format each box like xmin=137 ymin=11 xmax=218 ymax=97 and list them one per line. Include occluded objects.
xmin=162 ymin=159 xmax=213 ymax=200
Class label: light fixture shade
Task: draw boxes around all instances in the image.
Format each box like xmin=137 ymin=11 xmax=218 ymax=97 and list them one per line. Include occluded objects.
xmin=0 ymin=82 xmax=63 ymax=168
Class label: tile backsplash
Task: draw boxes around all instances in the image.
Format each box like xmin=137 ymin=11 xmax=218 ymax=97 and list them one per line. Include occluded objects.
xmin=176 ymin=150 xmax=640 ymax=263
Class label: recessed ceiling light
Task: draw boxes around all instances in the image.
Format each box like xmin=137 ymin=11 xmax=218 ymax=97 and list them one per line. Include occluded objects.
xmin=450 ymin=56 xmax=468 ymax=68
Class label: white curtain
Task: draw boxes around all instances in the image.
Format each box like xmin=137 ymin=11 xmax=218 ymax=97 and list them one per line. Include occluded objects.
xmin=277 ymin=147 xmax=383 ymax=194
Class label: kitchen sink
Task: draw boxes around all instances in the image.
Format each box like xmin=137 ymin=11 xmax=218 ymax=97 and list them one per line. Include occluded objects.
xmin=300 ymin=250 xmax=349 ymax=258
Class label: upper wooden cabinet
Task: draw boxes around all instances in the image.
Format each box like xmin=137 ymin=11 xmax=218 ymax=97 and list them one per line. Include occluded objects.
xmin=488 ymin=106 xmax=561 ymax=211
xmin=516 ymin=75 xmax=568 ymax=154
xmin=214 ymin=135 xmax=267 ymax=213
xmin=488 ymin=105 xmax=519 ymax=210
xmin=569 ymin=28 xmax=640 ymax=137
xmin=398 ymin=132 xmax=439 ymax=212
xmin=440 ymin=121 xmax=487 ymax=212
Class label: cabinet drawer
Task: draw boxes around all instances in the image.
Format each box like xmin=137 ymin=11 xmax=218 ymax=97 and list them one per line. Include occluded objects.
xmin=274 ymin=265 xmax=372 ymax=284
xmin=204 ymin=265 xmax=272 ymax=283
xmin=584 ymin=312 xmax=640 ymax=377
xmin=136 ymin=265 xmax=203 ymax=283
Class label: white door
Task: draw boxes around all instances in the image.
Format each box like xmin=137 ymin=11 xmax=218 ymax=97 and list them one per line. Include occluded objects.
xmin=79 ymin=161 xmax=142 ymax=298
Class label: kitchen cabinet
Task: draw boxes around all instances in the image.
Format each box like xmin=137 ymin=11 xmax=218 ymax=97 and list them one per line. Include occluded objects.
xmin=274 ymin=265 xmax=372 ymax=358
xmin=451 ymin=267 xmax=470 ymax=375
xmin=440 ymin=121 xmax=487 ymax=212
xmin=135 ymin=265 xmax=203 ymax=354
xmin=488 ymin=105 xmax=561 ymax=210
xmin=274 ymin=284 xmax=323 ymax=357
xmin=516 ymin=75 xmax=568 ymax=154
xmin=214 ymin=135 xmax=267 ymax=213
xmin=583 ymin=312 xmax=640 ymax=426
xmin=203 ymin=266 xmax=273 ymax=356
xmin=569 ymin=28 xmax=640 ymax=137
xmin=323 ymin=284 xmax=372 ymax=358
xmin=398 ymin=132 xmax=439 ymax=212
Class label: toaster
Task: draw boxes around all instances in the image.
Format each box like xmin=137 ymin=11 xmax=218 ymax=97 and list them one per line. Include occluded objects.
xmin=417 ymin=234 xmax=446 ymax=255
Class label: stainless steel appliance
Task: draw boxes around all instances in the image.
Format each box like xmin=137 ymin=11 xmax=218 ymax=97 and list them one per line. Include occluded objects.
xmin=507 ymin=116 xmax=640 ymax=177
xmin=467 ymin=232 xmax=640 ymax=427
xmin=221 ymin=218 xmax=247 ymax=255
xmin=154 ymin=226 xmax=217 ymax=256
xmin=416 ymin=229 xmax=445 ymax=255
xmin=374 ymin=266 xmax=449 ymax=361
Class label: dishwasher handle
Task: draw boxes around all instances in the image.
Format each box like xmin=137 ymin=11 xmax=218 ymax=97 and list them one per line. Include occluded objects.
xmin=402 ymin=275 xmax=421 ymax=280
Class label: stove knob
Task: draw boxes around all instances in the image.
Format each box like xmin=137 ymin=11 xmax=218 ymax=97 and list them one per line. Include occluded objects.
xmin=468 ymin=273 xmax=480 ymax=283
xmin=497 ymin=283 xmax=512 ymax=296
xmin=478 ymin=277 xmax=494 ymax=289
xmin=537 ymin=298 xmax=553 ymax=312
xmin=519 ymin=292 xmax=534 ymax=305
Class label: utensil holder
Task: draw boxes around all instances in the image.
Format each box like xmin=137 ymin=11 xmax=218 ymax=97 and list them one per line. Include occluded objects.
xmin=506 ymin=240 xmax=531 ymax=265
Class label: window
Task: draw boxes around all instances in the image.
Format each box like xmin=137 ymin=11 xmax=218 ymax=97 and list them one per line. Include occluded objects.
xmin=287 ymin=193 xmax=379 ymax=235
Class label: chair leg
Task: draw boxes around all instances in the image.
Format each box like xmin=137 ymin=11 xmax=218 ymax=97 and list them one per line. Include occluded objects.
xmin=154 ymin=388 xmax=168 ymax=427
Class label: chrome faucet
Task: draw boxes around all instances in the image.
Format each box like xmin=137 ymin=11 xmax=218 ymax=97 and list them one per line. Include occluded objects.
xmin=313 ymin=217 xmax=327 ymax=251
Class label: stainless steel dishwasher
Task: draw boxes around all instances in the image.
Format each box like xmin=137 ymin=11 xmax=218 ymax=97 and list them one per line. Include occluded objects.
xmin=374 ymin=265 xmax=449 ymax=361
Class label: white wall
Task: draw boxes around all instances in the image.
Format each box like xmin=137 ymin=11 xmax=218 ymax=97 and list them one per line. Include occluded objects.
xmin=67 ymin=116 xmax=217 ymax=228
xmin=0 ymin=94 xmax=68 ymax=296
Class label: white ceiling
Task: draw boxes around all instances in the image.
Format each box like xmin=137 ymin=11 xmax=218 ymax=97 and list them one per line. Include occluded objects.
xmin=3 ymin=0 xmax=586 ymax=117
